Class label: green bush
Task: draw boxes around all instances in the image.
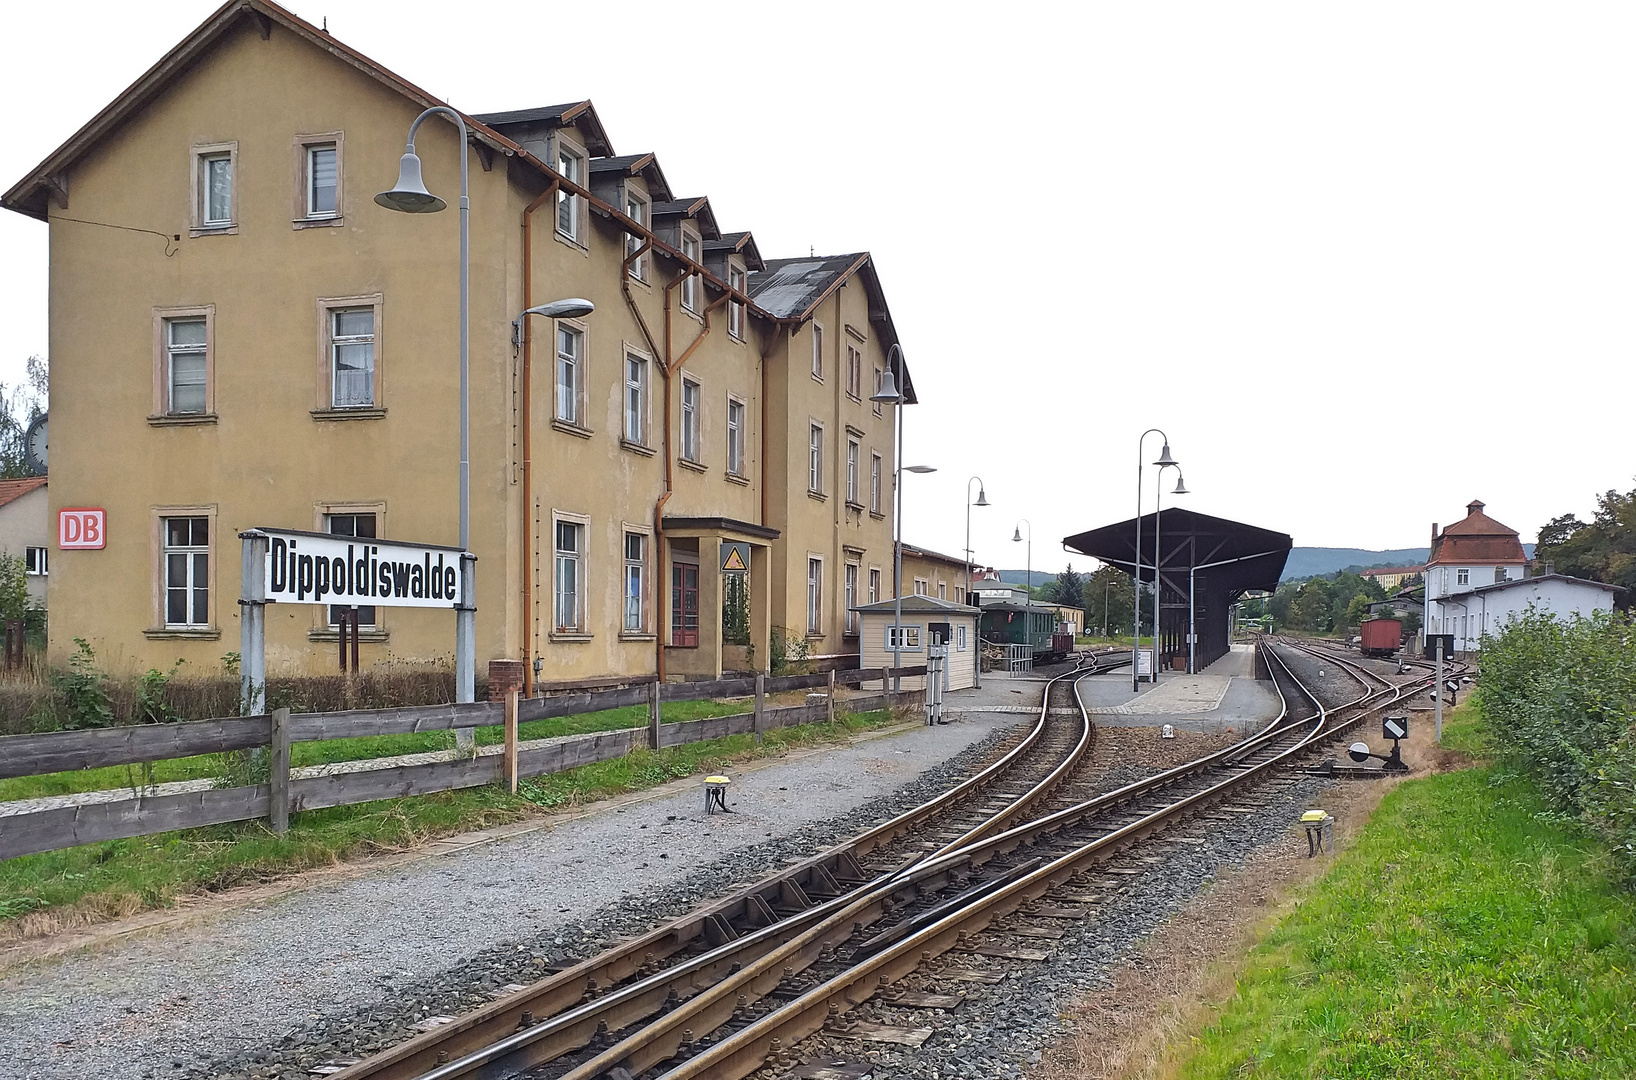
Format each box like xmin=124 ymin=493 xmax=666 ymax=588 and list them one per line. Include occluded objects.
xmin=1476 ymin=606 xmax=1636 ymax=880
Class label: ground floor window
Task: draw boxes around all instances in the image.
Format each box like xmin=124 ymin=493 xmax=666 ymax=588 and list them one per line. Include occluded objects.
xmin=327 ymin=512 xmax=377 ymax=626
xmin=555 ymin=520 xmax=583 ymax=631
xmin=672 ymin=562 xmax=699 ymax=646
xmin=807 ymin=557 xmax=823 ymax=634
xmin=163 ymin=516 xmax=210 ymax=628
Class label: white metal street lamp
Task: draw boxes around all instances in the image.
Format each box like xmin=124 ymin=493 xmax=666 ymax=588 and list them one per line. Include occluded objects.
xmin=966 ymin=477 xmax=988 ymax=687
xmin=376 ymin=106 xmax=480 ymax=715
xmin=871 ymin=346 xmax=932 ymax=689
xmin=1133 ymin=430 xmax=1177 ymax=690
xmin=512 ymin=298 xmax=596 ymax=695
xmin=1012 ymin=519 xmax=1031 ymax=666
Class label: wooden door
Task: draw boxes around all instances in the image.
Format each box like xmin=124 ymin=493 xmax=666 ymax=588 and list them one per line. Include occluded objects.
xmin=672 ymin=563 xmax=699 ymax=646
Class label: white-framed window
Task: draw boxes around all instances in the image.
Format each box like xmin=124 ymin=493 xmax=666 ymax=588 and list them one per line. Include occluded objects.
xmin=807 ymin=556 xmax=823 ymax=634
xmin=886 ymin=624 xmax=922 ymax=650
xmin=726 ymin=397 xmax=746 ymax=476
xmin=938 ymin=582 xmax=947 ymax=599
xmin=1456 ymin=568 xmax=1470 ymax=586
xmin=728 ymin=264 xmax=746 ymax=339
xmin=624 ymin=532 xmax=647 ymax=632
xmin=306 ymin=143 xmax=338 ymax=218
xmin=327 ymin=513 xmax=377 ymax=627
xmin=554 ymin=519 xmax=584 ymax=632
xmin=870 ymin=452 xmax=883 ymax=514
xmin=812 ymin=324 xmax=824 ymax=380
xmin=557 ymin=144 xmax=583 ymax=240
xmin=166 ymin=317 xmax=208 ymax=415
xmin=681 ymin=378 xmax=700 ymax=462
xmin=846 ymin=344 xmax=863 ymax=400
xmin=24 ymin=547 xmax=47 ymax=576
xmin=956 ymin=626 xmax=967 ymax=650
xmin=329 ymin=307 xmax=376 ymax=408
xmin=914 ymin=578 xmax=929 ymax=596
xmin=1494 ymin=566 xmax=1509 ymax=583
xmin=809 ymin=423 xmax=824 ymax=494
xmin=873 ymin=366 xmax=884 ymax=416
xmin=845 ymin=563 xmax=859 ymax=636
xmin=625 ymin=190 xmax=648 ymax=280
xmin=193 ymin=144 xmax=236 ymax=231
xmin=556 ymin=325 xmax=584 ymax=426
xmin=869 ymin=567 xmax=881 ymax=604
xmin=624 ymin=353 xmax=649 ymax=445
xmin=847 ymin=438 xmax=860 ymax=505
xmin=681 ymin=232 xmax=701 ymax=312
xmin=163 ymin=516 xmax=210 ymax=628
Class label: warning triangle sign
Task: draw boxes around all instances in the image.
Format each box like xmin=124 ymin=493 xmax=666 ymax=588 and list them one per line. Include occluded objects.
xmin=722 ymin=546 xmax=748 ymax=572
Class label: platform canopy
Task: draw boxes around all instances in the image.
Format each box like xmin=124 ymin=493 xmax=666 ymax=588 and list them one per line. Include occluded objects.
xmin=1063 ymin=508 xmax=1292 ymax=672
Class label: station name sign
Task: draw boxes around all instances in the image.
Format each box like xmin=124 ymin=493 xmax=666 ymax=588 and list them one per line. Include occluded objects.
xmin=256 ymin=528 xmax=467 ymax=608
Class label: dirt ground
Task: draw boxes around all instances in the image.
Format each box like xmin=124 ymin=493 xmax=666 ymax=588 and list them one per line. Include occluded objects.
xmin=1032 ymin=716 xmax=1466 ymax=1080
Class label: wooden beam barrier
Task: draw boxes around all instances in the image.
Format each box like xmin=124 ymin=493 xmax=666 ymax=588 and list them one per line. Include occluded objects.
xmin=504 ymin=689 xmax=519 ymax=794
xmin=269 ymin=706 xmax=290 ymax=835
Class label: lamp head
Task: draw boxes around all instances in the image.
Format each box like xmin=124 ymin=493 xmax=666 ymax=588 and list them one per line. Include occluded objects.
xmin=1173 ymin=476 xmax=1189 ymax=495
xmin=905 ymin=465 xmax=936 ymax=474
xmin=375 ymin=151 xmax=445 ymax=213
xmin=525 ymin=298 xmax=596 ymax=320
xmin=870 ymin=369 xmax=902 ymax=403
xmin=975 ymin=488 xmax=989 ymax=507
xmin=1153 ymin=441 xmax=1178 ymax=468
xmin=1012 ymin=527 xmax=1023 ymax=543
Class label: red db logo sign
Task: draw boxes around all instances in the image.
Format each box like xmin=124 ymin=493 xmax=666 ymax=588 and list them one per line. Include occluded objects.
xmin=59 ymin=508 xmax=106 ymax=550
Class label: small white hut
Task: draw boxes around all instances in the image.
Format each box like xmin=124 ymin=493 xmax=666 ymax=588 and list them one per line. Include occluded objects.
xmin=852 ymin=594 xmax=981 ymax=691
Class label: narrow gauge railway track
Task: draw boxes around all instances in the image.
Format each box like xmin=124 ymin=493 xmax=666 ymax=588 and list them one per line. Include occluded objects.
xmin=330 ymin=652 xmax=1127 ymax=1080
xmin=531 ymin=640 xmax=1438 ymax=1080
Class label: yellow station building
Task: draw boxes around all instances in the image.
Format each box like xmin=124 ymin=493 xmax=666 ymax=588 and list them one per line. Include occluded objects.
xmin=2 ymin=0 xmax=918 ymax=686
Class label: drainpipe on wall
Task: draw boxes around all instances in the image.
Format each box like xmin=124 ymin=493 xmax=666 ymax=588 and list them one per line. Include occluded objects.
xmin=518 ymin=180 xmax=559 ymax=698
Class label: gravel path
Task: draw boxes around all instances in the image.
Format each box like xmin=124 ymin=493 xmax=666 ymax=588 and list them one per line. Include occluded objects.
xmin=0 ymin=712 xmax=1024 ymax=1080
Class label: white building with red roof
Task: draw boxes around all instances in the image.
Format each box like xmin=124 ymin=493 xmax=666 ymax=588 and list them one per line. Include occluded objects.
xmin=1426 ymin=500 xmax=1615 ymax=652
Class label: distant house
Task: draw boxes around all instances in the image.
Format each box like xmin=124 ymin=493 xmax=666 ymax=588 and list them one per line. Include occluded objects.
xmin=1425 ymin=500 xmax=1615 ymax=651
xmin=1362 ymin=565 xmax=1423 ymax=591
xmin=0 ymin=476 xmax=49 ymax=608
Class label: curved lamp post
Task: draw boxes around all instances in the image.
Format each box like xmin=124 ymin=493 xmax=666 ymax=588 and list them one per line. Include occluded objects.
xmin=966 ymin=477 xmax=988 ymax=687
xmin=376 ymin=106 xmax=479 ymax=712
xmin=871 ymin=347 xmax=932 ymax=689
xmin=1012 ymin=519 xmax=1031 ymax=667
xmin=1133 ymin=430 xmax=1176 ymax=690
xmin=512 ymin=298 xmax=596 ymax=695
xmin=1151 ymin=466 xmax=1186 ymax=682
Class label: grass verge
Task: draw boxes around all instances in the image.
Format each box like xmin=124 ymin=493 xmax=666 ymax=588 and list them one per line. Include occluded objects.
xmin=0 ymin=707 xmax=905 ymax=940
xmin=1162 ymin=761 xmax=1636 ymax=1078
xmin=0 ymin=698 xmax=751 ymax=802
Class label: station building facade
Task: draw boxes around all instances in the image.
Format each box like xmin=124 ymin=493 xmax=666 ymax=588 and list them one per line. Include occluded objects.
xmin=2 ymin=0 xmax=914 ymax=685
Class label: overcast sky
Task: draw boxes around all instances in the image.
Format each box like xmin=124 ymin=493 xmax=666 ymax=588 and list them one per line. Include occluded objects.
xmin=3 ymin=2 xmax=1632 ymax=575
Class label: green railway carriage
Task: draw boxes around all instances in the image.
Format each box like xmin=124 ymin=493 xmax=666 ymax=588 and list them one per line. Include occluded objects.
xmin=979 ymin=601 xmax=1067 ymax=657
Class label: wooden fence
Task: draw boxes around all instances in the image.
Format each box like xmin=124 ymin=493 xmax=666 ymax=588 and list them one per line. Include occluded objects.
xmin=0 ymin=666 xmax=927 ymax=861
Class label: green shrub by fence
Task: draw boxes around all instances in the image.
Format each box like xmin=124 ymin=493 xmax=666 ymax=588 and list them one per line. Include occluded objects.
xmin=1476 ymin=607 xmax=1636 ymax=878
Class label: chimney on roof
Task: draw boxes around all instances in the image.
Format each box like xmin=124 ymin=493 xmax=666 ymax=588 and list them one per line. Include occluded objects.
xmin=1467 ymin=500 xmax=1485 ymax=515
xmin=1431 ymin=523 xmax=1439 ymax=544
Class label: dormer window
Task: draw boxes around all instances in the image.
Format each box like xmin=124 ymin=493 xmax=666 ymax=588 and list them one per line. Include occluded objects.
xmin=625 ymin=191 xmax=648 ymax=280
xmin=1456 ymin=568 xmax=1470 ymax=586
xmin=728 ymin=264 xmax=746 ymax=339
xmin=681 ymin=231 xmax=700 ymax=312
xmin=556 ymin=144 xmax=583 ymax=241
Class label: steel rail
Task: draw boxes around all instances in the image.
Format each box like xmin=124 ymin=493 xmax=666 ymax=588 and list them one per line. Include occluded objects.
xmin=648 ymin=644 xmax=1432 ymax=1080
xmin=333 ymin=654 xmax=1123 ymax=1080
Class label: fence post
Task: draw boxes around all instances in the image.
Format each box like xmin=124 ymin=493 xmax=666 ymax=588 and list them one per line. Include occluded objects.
xmin=504 ymin=688 xmax=519 ymax=794
xmin=648 ymin=679 xmax=662 ymax=750
xmin=827 ymin=667 xmax=836 ymax=725
xmin=269 ymin=706 xmax=291 ymax=835
xmin=754 ymin=672 xmax=766 ymax=745
xmin=238 ymin=530 xmax=269 ymax=718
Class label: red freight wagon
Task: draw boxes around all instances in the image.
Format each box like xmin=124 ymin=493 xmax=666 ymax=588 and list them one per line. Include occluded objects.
xmin=1359 ymin=618 xmax=1402 ymax=658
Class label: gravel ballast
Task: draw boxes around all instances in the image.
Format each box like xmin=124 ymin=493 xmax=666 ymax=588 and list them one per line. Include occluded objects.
xmin=0 ymin=713 xmax=1022 ymax=1080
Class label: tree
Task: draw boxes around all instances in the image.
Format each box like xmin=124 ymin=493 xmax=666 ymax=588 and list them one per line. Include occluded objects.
xmin=1081 ymin=565 xmax=1135 ymax=637
xmin=1048 ymin=564 xmax=1085 ymax=607
xmin=0 ymin=356 xmax=47 ymax=479
xmin=1535 ymin=485 xmax=1636 ymax=596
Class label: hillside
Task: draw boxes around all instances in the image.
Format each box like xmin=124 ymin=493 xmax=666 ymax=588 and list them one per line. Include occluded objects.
xmin=991 ymin=543 xmax=1536 ymax=588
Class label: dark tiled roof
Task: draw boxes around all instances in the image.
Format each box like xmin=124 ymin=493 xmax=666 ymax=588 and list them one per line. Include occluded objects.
xmin=704 ymin=232 xmax=763 ymax=271
xmin=472 ymin=102 xmax=582 ymax=126
xmin=472 ymin=101 xmax=613 ymax=156
xmin=590 ymin=153 xmax=672 ymax=202
xmin=749 ymin=254 xmax=867 ymax=318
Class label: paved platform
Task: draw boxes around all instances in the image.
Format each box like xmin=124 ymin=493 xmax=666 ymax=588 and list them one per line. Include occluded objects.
xmin=1071 ymin=644 xmax=1278 ymax=734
